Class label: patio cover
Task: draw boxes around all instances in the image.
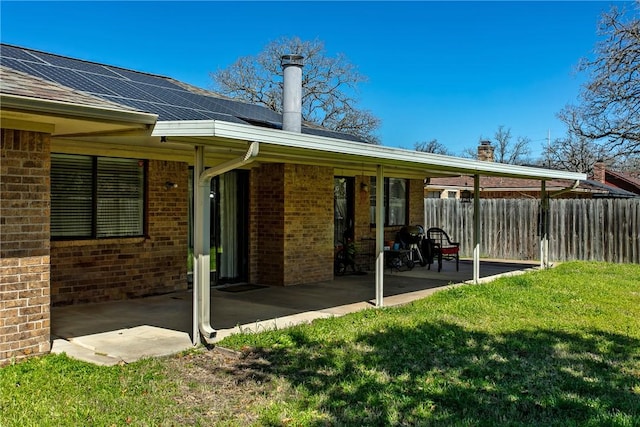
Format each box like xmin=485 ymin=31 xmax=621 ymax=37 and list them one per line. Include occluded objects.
xmin=150 ymin=120 xmax=587 ymax=345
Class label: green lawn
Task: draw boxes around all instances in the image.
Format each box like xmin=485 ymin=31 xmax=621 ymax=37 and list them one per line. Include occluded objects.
xmin=1 ymin=262 xmax=639 ymax=426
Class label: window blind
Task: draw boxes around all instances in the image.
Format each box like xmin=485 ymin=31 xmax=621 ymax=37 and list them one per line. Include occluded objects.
xmin=96 ymin=157 xmax=144 ymax=237
xmin=51 ymin=154 xmax=93 ymax=237
xmin=51 ymin=154 xmax=145 ymax=239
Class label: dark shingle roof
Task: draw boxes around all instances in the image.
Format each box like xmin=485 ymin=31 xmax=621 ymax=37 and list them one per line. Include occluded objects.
xmin=605 ymin=169 xmax=640 ymax=195
xmin=0 ymin=43 xmax=366 ymax=142
xmin=428 ymin=175 xmax=639 ymax=198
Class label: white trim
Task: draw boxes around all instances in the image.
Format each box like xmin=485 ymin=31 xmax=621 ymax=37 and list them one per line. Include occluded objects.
xmin=152 ymin=120 xmax=587 ymax=181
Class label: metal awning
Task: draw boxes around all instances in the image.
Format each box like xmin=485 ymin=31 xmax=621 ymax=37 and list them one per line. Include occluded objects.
xmin=152 ymin=120 xmax=586 ymax=181
xmin=151 ymin=119 xmax=587 ymax=346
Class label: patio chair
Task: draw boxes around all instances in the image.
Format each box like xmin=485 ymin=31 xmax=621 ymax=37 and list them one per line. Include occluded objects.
xmin=426 ymin=227 xmax=460 ymax=272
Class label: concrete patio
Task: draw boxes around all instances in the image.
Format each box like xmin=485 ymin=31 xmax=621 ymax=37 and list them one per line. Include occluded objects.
xmin=51 ymin=259 xmax=539 ymax=365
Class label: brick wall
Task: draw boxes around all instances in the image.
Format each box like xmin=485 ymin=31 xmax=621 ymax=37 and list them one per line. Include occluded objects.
xmin=250 ymin=163 xmax=333 ymax=286
xmin=50 ymin=159 xmax=188 ymax=305
xmin=1 ymin=129 xmax=51 ymax=366
xmin=283 ymin=164 xmax=334 ymax=285
xmin=409 ymin=179 xmax=425 ymax=225
xmin=250 ymin=163 xmax=285 ymax=285
xmin=354 ymin=175 xmax=373 ymax=240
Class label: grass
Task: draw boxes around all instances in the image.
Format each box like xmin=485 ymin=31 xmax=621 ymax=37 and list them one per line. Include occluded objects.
xmin=0 ymin=356 xmax=178 ymax=426
xmin=1 ymin=261 xmax=639 ymax=426
xmin=219 ymin=261 xmax=640 ymax=425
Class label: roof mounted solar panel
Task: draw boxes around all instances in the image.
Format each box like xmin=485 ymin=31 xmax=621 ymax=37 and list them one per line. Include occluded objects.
xmin=107 ymin=68 xmax=185 ymax=90
xmin=0 ymin=57 xmax=47 ymax=76
xmin=175 ymin=91 xmax=244 ymax=117
xmin=0 ymin=45 xmax=47 ymax=63
xmin=14 ymin=61 xmax=120 ymax=96
xmin=84 ymin=74 xmax=167 ymax=102
xmin=136 ymin=84 xmax=208 ymax=110
xmin=31 ymin=51 xmax=124 ymax=78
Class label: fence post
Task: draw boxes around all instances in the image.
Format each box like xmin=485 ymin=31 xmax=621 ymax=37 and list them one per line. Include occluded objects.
xmin=473 ymin=174 xmax=480 ymax=283
xmin=540 ymin=181 xmax=550 ymax=268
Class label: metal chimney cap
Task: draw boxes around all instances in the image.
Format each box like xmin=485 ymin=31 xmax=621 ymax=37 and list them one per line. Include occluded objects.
xmin=281 ymin=54 xmax=304 ymax=67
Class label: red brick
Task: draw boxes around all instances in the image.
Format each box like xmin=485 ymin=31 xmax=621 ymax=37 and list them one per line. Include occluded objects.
xmin=1 ymin=129 xmax=51 ymax=366
xmin=50 ymin=159 xmax=188 ymax=306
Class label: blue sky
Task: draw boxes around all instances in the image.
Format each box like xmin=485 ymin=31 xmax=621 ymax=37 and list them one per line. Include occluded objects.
xmin=0 ymin=1 xmax=624 ymax=158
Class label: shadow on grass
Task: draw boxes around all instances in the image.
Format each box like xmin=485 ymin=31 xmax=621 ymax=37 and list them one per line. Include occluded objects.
xmin=241 ymin=321 xmax=640 ymax=425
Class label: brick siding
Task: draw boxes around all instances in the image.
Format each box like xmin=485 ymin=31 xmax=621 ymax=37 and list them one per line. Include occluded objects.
xmin=282 ymin=164 xmax=334 ymax=285
xmin=409 ymin=179 xmax=425 ymax=225
xmin=250 ymin=163 xmax=334 ymax=286
xmin=250 ymin=163 xmax=285 ymax=285
xmin=50 ymin=159 xmax=188 ymax=305
xmin=1 ymin=129 xmax=51 ymax=366
xmin=354 ymin=175 xmax=373 ymax=240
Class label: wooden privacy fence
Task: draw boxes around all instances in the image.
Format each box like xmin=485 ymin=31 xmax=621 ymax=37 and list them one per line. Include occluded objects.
xmin=424 ymin=198 xmax=640 ymax=264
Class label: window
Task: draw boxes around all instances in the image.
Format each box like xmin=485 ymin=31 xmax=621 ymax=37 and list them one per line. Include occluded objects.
xmin=51 ymin=154 xmax=145 ymax=239
xmin=447 ymin=191 xmax=458 ymax=199
xmin=426 ymin=191 xmax=441 ymax=199
xmin=369 ymin=177 xmax=408 ymax=226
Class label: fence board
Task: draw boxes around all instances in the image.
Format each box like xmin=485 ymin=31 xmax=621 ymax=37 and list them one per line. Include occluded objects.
xmin=424 ymin=198 xmax=640 ymax=264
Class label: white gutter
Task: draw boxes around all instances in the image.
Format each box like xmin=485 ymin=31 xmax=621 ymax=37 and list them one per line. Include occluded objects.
xmin=192 ymin=142 xmax=260 ymax=345
xmin=1 ymin=94 xmax=158 ymax=125
xmin=152 ymin=120 xmax=587 ymax=182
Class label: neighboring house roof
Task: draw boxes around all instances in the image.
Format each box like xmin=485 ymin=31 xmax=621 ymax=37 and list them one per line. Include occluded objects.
xmin=0 ymin=43 xmax=364 ymax=142
xmin=580 ymin=179 xmax=638 ymax=198
xmin=604 ymin=169 xmax=640 ymax=195
xmin=427 ymin=175 xmax=638 ymax=198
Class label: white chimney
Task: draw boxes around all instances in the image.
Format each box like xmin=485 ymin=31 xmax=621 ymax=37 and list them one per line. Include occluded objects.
xmin=281 ymin=54 xmax=304 ymax=133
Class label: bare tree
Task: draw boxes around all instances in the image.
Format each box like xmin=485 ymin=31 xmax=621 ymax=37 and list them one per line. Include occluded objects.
xmin=211 ymin=37 xmax=380 ymax=143
xmin=460 ymin=146 xmax=478 ymax=159
xmin=559 ymin=4 xmax=640 ymax=158
xmin=541 ymin=134 xmax=608 ymax=173
xmin=492 ymin=126 xmax=532 ymax=164
xmin=461 ymin=126 xmax=531 ymax=164
xmin=414 ymin=139 xmax=451 ymax=155
xmin=617 ymin=155 xmax=640 ymax=171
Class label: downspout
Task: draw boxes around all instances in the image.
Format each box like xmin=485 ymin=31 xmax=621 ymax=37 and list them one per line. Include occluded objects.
xmin=375 ymin=165 xmax=385 ymax=307
xmin=199 ymin=141 xmax=259 ymax=186
xmin=192 ymin=142 xmax=259 ymax=345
